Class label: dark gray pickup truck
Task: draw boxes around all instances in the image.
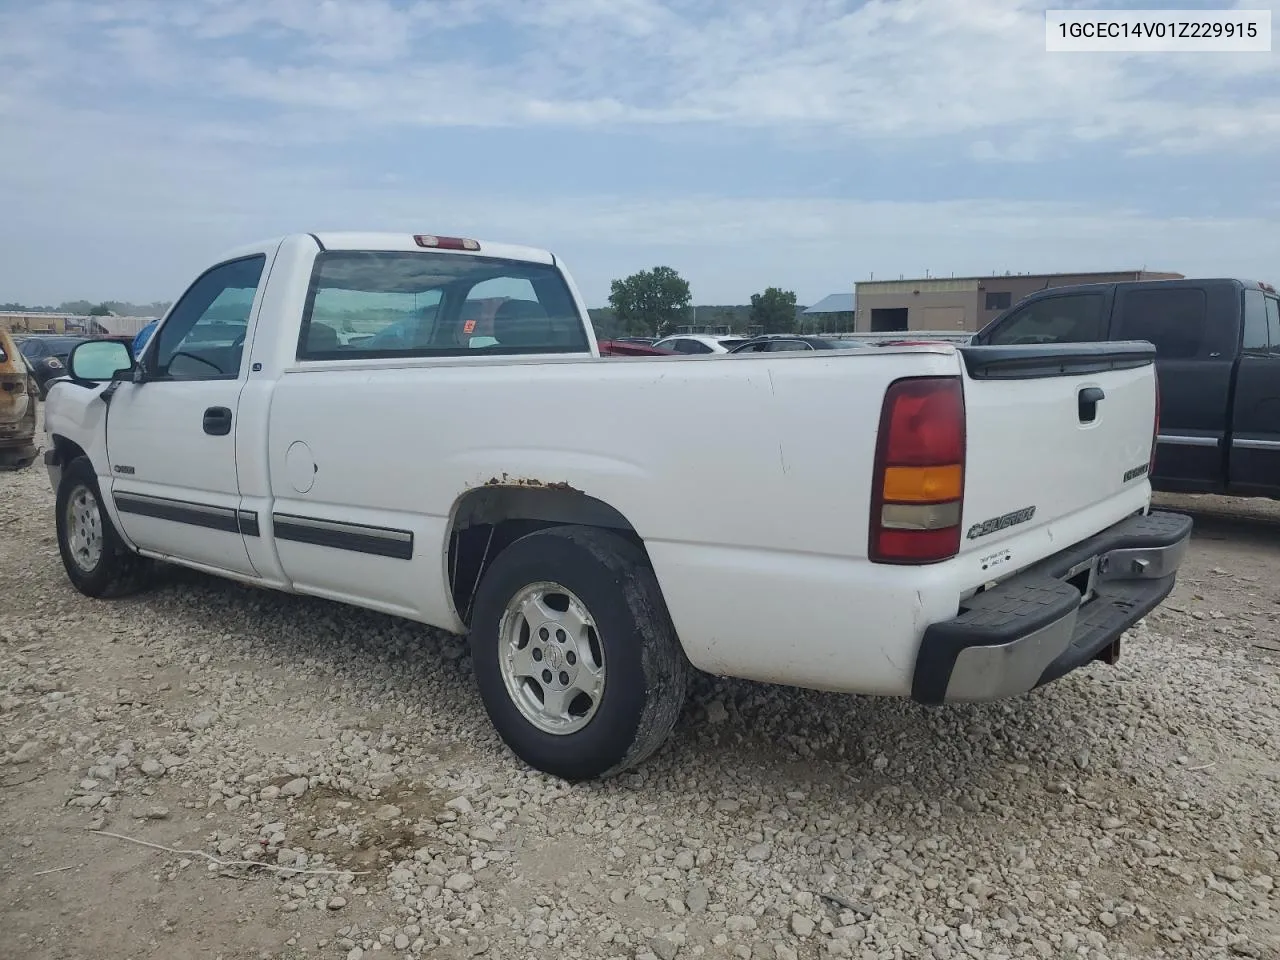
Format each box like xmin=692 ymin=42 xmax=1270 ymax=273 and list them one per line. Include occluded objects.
xmin=974 ymin=277 xmax=1280 ymax=500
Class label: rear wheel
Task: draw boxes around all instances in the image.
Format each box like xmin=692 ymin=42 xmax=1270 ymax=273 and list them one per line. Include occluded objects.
xmin=469 ymin=525 xmax=689 ymax=781
xmin=56 ymin=456 xmax=151 ymax=598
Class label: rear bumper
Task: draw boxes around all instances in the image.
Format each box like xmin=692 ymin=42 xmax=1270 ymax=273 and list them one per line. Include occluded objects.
xmin=911 ymin=510 xmax=1192 ymax=704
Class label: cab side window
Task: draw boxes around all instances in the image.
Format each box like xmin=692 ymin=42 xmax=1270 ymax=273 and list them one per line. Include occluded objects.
xmin=1112 ymin=287 xmax=1208 ymax=360
xmin=665 ymin=338 xmax=711 ymax=354
xmin=986 ymin=293 xmax=1106 ymax=346
xmin=150 ymin=256 xmax=266 ymax=380
xmin=1242 ymin=289 xmax=1269 ymax=355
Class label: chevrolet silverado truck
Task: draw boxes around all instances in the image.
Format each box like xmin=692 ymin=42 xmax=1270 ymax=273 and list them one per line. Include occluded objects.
xmin=43 ymin=232 xmax=1192 ymax=780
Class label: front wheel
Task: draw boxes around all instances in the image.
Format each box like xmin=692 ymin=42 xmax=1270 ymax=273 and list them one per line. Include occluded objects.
xmin=55 ymin=456 xmax=152 ymax=598
xmin=469 ymin=525 xmax=689 ymax=781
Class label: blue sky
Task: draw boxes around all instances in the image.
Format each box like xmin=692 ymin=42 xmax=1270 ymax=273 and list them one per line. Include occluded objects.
xmin=0 ymin=0 xmax=1277 ymax=306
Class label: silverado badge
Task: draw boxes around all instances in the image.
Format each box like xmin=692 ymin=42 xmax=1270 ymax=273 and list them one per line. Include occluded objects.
xmin=1123 ymin=462 xmax=1150 ymax=483
xmin=967 ymin=505 xmax=1036 ymax=540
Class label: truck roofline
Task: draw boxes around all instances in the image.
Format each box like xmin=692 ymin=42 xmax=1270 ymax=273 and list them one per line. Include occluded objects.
xmin=1018 ymin=276 xmax=1268 ymax=298
xmin=312 ymin=232 xmax=555 ymax=265
xmin=208 ymin=233 xmax=558 ymax=269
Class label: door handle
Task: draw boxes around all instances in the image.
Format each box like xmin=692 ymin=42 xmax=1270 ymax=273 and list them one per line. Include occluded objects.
xmin=203 ymin=406 xmax=233 ymax=436
xmin=1078 ymin=386 xmax=1105 ymax=423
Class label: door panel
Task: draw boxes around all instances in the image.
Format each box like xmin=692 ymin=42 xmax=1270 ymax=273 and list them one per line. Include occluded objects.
xmin=105 ymin=253 xmax=271 ymax=577
xmin=106 ymin=381 xmax=257 ymax=575
xmin=1148 ymin=359 xmax=1233 ymax=493
xmin=1228 ymin=292 xmax=1280 ymax=496
xmin=1111 ymin=283 xmax=1236 ymax=494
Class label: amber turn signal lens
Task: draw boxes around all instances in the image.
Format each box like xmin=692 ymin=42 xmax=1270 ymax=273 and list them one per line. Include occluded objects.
xmin=881 ymin=464 xmax=963 ymax=503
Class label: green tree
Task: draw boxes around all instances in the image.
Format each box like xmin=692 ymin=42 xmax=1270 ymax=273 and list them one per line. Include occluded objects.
xmin=608 ymin=266 xmax=692 ymax=337
xmin=749 ymin=287 xmax=798 ymax=334
xmin=87 ymin=303 xmax=112 ymax=316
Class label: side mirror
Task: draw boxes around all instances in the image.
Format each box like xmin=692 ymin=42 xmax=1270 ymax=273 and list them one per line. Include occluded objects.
xmin=69 ymin=339 xmax=135 ymax=384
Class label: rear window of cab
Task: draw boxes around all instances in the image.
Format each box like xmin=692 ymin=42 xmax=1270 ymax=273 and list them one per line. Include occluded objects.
xmin=297 ymin=250 xmax=590 ymax=360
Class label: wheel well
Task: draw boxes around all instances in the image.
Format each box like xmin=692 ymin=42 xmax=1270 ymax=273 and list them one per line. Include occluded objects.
xmin=448 ymin=485 xmax=647 ymax=626
xmin=51 ymin=434 xmax=88 ymax=468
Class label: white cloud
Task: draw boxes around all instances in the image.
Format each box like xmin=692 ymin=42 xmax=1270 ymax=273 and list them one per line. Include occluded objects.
xmin=3 ymin=0 xmax=1277 ymax=152
xmin=1 ymin=130 xmax=1273 ymax=304
xmin=0 ymin=0 xmax=1276 ymax=304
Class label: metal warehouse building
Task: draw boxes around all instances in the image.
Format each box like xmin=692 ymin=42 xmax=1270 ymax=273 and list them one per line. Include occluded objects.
xmin=853 ymin=269 xmax=1184 ymax=334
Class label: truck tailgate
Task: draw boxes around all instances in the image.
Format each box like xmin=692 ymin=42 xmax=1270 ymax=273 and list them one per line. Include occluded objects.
xmin=957 ymin=342 xmax=1157 ymax=555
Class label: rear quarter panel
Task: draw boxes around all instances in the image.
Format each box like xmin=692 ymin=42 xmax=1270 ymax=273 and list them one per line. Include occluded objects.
xmin=261 ymin=347 xmax=963 ymax=693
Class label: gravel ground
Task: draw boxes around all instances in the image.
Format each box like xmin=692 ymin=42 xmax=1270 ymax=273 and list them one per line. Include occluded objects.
xmin=2 ymin=453 xmax=1279 ymax=960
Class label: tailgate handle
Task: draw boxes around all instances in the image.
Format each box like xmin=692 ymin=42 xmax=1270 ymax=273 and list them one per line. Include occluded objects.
xmin=1078 ymin=386 xmax=1105 ymax=423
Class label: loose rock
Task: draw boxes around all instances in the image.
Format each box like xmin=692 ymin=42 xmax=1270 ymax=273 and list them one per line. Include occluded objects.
xmin=445 ymin=873 xmax=475 ymax=893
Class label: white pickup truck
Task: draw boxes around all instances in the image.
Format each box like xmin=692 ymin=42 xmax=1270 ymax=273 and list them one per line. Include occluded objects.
xmin=44 ymin=232 xmax=1192 ymax=780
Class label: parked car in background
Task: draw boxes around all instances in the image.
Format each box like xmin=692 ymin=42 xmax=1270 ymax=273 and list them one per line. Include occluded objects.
xmin=729 ymin=335 xmax=871 ymax=353
xmin=0 ymin=328 xmax=38 ymax=469
xmin=596 ymin=339 xmax=675 ymax=356
xmin=17 ymin=334 xmax=87 ymax=398
xmin=652 ymin=333 xmax=750 ymax=354
xmin=866 ymin=332 xmax=976 ymax=347
xmin=45 ymin=231 xmax=1188 ymax=781
xmin=132 ymin=320 xmax=159 ymax=356
xmin=974 ymin=277 xmax=1280 ymax=500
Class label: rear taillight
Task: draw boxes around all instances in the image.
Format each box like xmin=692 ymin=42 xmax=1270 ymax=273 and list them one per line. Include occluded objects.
xmin=870 ymin=377 xmax=966 ymax=564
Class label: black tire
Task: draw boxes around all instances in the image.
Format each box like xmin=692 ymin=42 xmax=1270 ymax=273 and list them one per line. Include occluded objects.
xmin=55 ymin=456 xmax=152 ymax=598
xmin=469 ymin=525 xmax=689 ymax=781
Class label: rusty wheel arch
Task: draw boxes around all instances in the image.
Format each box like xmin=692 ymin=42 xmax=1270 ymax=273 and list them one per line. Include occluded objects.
xmin=446 ymin=482 xmax=648 ymax=627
